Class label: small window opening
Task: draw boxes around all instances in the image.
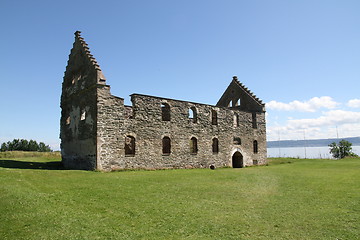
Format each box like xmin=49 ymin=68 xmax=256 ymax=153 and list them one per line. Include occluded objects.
xmin=161 ymin=103 xmax=170 ymax=121
xmin=253 ymin=160 xmax=258 ymax=165
xmin=125 ymin=136 xmax=136 ymax=156
xmin=233 ymin=113 xmax=239 ymax=127
xmin=189 ymin=107 xmax=197 ymax=123
xmin=162 ymin=136 xmax=171 ymax=155
xmin=253 ymin=140 xmax=258 ymax=154
xmin=80 ymin=110 xmax=86 ymax=121
xmin=190 ymin=137 xmax=198 ymax=154
xmin=233 ymin=137 xmax=241 ymax=145
xmin=212 ymin=138 xmax=219 ymax=154
xmin=211 ymin=110 xmax=218 ymax=125
xmin=236 ymin=99 xmax=241 ymax=106
xmin=252 ymin=112 xmax=257 ymax=129
xmin=66 ymin=116 xmax=71 ymax=125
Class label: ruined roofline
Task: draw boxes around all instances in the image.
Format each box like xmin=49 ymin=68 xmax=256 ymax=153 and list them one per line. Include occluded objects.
xmin=130 ymin=93 xmax=218 ymax=107
xmin=232 ymin=76 xmax=265 ymax=106
xmin=130 ymin=93 xmax=257 ymax=111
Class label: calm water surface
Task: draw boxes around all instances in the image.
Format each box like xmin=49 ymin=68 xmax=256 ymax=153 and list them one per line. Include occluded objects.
xmin=267 ymin=146 xmax=360 ymax=159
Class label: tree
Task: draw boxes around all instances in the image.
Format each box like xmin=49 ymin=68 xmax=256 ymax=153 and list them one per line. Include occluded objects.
xmin=0 ymin=142 xmax=7 ymax=152
xmin=329 ymin=140 xmax=358 ymax=159
xmin=0 ymin=139 xmax=52 ymax=152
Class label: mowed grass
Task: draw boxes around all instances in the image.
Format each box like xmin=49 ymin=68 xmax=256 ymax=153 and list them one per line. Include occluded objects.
xmin=0 ymin=153 xmax=359 ymax=239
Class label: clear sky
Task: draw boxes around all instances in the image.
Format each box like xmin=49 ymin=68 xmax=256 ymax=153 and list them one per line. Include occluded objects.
xmin=1 ymin=0 xmax=360 ymax=150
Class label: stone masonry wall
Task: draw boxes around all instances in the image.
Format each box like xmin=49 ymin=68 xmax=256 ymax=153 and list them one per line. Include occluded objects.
xmin=97 ymin=93 xmax=266 ymax=171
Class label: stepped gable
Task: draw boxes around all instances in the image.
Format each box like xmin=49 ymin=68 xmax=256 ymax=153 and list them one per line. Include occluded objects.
xmin=63 ymin=31 xmax=106 ymax=86
xmin=74 ymin=31 xmax=103 ymax=73
xmin=232 ymin=76 xmax=264 ymax=106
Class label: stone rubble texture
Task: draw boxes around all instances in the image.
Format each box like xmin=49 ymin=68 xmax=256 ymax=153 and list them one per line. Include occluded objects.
xmin=60 ymin=31 xmax=267 ymax=171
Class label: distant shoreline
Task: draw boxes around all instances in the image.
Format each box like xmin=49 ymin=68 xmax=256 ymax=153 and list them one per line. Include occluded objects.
xmin=267 ymin=136 xmax=360 ymax=148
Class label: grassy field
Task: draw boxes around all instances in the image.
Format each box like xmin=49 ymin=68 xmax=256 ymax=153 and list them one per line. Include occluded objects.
xmin=0 ymin=152 xmax=359 ymax=239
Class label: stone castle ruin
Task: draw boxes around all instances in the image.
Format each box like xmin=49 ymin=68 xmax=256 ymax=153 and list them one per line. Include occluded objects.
xmin=60 ymin=31 xmax=267 ymax=171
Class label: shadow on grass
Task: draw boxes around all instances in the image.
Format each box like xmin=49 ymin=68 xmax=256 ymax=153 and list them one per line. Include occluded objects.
xmin=0 ymin=159 xmax=64 ymax=170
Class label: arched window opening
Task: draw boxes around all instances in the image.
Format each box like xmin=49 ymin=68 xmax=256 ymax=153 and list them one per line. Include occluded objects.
xmin=233 ymin=113 xmax=239 ymax=127
xmin=190 ymin=137 xmax=198 ymax=154
xmin=253 ymin=140 xmax=258 ymax=154
xmin=233 ymin=137 xmax=241 ymax=145
xmin=212 ymin=138 xmax=219 ymax=154
xmin=211 ymin=110 xmax=218 ymax=125
xmin=161 ymin=103 xmax=170 ymax=121
xmin=232 ymin=98 xmax=241 ymax=107
xmin=189 ymin=107 xmax=197 ymax=123
xmin=66 ymin=116 xmax=71 ymax=125
xmin=162 ymin=136 xmax=171 ymax=155
xmin=252 ymin=112 xmax=257 ymax=129
xmin=125 ymin=135 xmax=135 ymax=156
xmin=80 ymin=109 xmax=86 ymax=121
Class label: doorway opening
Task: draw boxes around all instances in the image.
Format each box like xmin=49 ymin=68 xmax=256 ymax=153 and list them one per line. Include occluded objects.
xmin=232 ymin=151 xmax=243 ymax=168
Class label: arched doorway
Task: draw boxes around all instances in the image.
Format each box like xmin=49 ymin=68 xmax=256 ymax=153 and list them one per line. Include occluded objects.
xmin=232 ymin=151 xmax=243 ymax=168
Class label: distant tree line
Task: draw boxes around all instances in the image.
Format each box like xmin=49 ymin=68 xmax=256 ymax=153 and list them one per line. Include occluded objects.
xmin=0 ymin=139 xmax=52 ymax=152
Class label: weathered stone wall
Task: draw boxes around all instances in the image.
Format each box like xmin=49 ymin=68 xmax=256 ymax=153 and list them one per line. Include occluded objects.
xmin=96 ymin=93 xmax=266 ymax=171
xmin=60 ymin=86 xmax=98 ymax=170
xmin=96 ymin=85 xmax=124 ymax=170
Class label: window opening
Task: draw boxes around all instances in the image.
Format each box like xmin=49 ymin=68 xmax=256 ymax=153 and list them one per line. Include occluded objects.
xmin=162 ymin=136 xmax=171 ymax=155
xmin=253 ymin=140 xmax=258 ymax=154
xmin=80 ymin=110 xmax=86 ymax=121
xmin=252 ymin=112 xmax=257 ymax=129
xmin=66 ymin=116 xmax=71 ymax=125
xmin=211 ymin=110 xmax=218 ymax=125
xmin=161 ymin=103 xmax=170 ymax=121
xmin=233 ymin=137 xmax=241 ymax=145
xmin=125 ymin=136 xmax=135 ymax=156
xmin=212 ymin=138 xmax=219 ymax=153
xmin=189 ymin=107 xmax=197 ymax=123
xmin=190 ymin=137 xmax=198 ymax=154
xmin=253 ymin=160 xmax=258 ymax=165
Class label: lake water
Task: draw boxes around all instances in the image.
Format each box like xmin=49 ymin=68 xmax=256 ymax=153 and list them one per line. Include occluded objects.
xmin=267 ymin=146 xmax=360 ymax=159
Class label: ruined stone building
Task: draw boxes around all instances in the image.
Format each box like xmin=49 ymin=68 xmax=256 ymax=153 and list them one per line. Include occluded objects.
xmin=60 ymin=31 xmax=267 ymax=171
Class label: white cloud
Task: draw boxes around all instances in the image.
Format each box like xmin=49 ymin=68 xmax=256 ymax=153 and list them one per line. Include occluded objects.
xmin=287 ymin=110 xmax=360 ymax=129
xmin=267 ymin=96 xmax=339 ymax=112
xmin=347 ymin=99 xmax=360 ymax=108
xmin=267 ymin=110 xmax=360 ymax=141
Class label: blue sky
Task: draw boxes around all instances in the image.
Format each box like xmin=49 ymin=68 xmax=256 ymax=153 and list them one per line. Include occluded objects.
xmin=1 ymin=0 xmax=360 ymax=150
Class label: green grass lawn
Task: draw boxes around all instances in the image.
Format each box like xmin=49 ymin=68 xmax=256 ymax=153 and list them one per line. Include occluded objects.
xmin=0 ymin=153 xmax=359 ymax=239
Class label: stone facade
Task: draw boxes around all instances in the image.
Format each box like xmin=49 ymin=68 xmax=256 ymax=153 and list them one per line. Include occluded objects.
xmin=60 ymin=31 xmax=267 ymax=171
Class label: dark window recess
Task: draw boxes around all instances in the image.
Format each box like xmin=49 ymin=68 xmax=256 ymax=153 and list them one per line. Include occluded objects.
xmin=161 ymin=103 xmax=170 ymax=121
xmin=253 ymin=140 xmax=258 ymax=154
xmin=212 ymin=138 xmax=219 ymax=153
xmin=211 ymin=110 xmax=218 ymax=125
xmin=190 ymin=137 xmax=198 ymax=154
xmin=125 ymin=136 xmax=135 ymax=155
xmin=233 ymin=137 xmax=241 ymax=145
xmin=252 ymin=112 xmax=257 ymax=129
xmin=162 ymin=136 xmax=171 ymax=155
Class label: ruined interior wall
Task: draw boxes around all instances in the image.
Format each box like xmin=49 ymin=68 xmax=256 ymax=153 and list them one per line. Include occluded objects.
xmin=97 ymin=94 xmax=266 ymax=171
xmin=60 ymin=87 xmax=98 ymax=170
xmin=96 ymin=85 xmax=124 ymax=170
